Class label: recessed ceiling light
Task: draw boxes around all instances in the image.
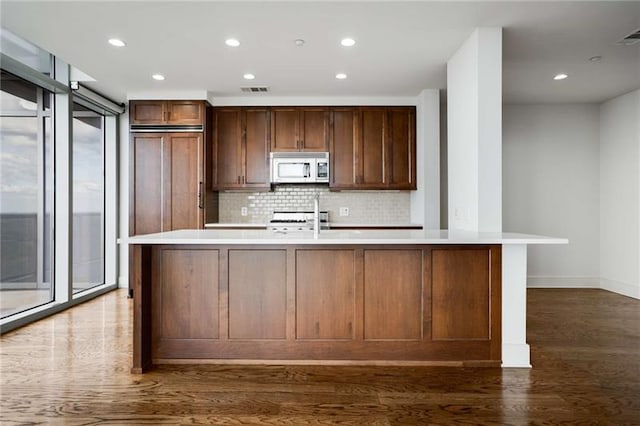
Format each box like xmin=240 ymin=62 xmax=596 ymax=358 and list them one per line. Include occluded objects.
xmin=243 ymin=73 xmax=255 ymax=80
xmin=225 ymin=38 xmax=240 ymax=47
xmin=294 ymin=39 xmax=305 ymax=47
xmin=553 ymin=73 xmax=568 ymax=81
xmin=152 ymin=74 xmax=165 ymax=81
xmin=340 ymin=38 xmax=356 ymax=47
xmin=336 ymin=73 xmax=348 ymax=80
xmin=108 ymin=38 xmax=126 ymax=47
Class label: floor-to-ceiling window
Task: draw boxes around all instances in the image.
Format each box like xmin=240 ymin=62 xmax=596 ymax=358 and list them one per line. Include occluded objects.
xmin=0 ymin=28 xmax=122 ymax=330
xmin=72 ymin=101 xmax=105 ymax=294
xmin=0 ymin=71 xmax=53 ymax=318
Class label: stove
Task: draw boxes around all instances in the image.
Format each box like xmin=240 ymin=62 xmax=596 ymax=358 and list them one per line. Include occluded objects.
xmin=269 ymin=211 xmax=330 ymax=232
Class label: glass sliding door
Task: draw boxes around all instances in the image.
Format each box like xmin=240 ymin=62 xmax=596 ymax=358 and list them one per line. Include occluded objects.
xmin=72 ymin=101 xmax=105 ymax=294
xmin=0 ymin=71 xmax=53 ymax=318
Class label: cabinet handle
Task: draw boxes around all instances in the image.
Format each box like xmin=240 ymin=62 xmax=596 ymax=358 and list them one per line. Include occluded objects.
xmin=198 ymin=181 xmax=203 ymax=209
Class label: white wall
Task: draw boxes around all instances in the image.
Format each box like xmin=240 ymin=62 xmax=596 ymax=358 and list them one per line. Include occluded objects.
xmin=411 ymin=89 xmax=440 ymax=228
xmin=600 ymin=89 xmax=640 ymax=298
xmin=447 ymin=28 xmax=502 ymax=232
xmin=503 ymin=104 xmax=600 ymax=284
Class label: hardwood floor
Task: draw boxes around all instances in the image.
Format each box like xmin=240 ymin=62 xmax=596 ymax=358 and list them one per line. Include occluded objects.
xmin=1 ymin=288 xmax=638 ymax=424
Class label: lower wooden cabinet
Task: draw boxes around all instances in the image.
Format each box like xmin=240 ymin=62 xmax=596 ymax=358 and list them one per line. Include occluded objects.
xmin=135 ymin=244 xmax=501 ymax=368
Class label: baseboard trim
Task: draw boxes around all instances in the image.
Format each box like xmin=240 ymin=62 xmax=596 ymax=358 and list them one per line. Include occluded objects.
xmin=118 ymin=275 xmax=128 ymax=289
xmin=600 ymin=278 xmax=640 ymax=300
xmin=502 ymin=343 xmax=531 ymax=368
xmin=527 ymin=276 xmax=639 ymax=300
xmin=527 ymin=276 xmax=600 ymax=288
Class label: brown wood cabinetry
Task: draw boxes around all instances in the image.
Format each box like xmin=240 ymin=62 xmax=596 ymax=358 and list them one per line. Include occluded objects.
xmin=387 ymin=107 xmax=416 ymax=189
xmin=212 ymin=107 xmax=270 ymax=190
xmin=132 ymin=243 xmax=501 ymax=372
xmin=130 ymin=132 xmax=205 ymax=235
xmin=130 ymin=100 xmax=205 ymax=125
xmin=330 ymin=106 xmax=416 ymax=190
xmin=271 ymin=107 xmax=329 ymax=152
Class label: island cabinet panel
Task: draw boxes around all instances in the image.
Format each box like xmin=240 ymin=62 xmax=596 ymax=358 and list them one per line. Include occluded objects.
xmin=228 ymin=250 xmax=287 ymax=339
xmin=430 ymin=247 xmax=493 ymax=340
xmin=363 ymin=250 xmax=423 ymax=340
xmin=295 ymin=250 xmax=356 ymax=339
xmin=158 ymin=249 xmax=219 ymax=340
xmin=132 ymin=244 xmax=501 ymax=372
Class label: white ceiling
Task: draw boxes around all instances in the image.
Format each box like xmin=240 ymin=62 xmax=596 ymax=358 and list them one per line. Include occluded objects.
xmin=1 ymin=1 xmax=639 ymax=104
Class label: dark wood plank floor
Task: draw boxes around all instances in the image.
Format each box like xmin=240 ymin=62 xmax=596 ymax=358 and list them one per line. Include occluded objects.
xmin=1 ymin=288 xmax=638 ymax=425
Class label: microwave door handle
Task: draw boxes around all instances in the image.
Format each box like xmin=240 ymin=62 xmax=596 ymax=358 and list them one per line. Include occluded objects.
xmin=304 ymin=163 xmax=311 ymax=178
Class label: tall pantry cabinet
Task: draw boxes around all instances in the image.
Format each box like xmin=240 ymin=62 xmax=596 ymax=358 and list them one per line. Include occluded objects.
xmin=129 ymin=100 xmax=217 ymax=236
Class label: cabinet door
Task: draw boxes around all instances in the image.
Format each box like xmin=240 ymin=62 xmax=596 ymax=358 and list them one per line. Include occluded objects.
xmin=167 ymin=133 xmax=203 ymax=230
xmin=358 ymin=107 xmax=386 ymax=188
xmin=213 ymin=108 xmax=243 ymax=189
xmin=130 ymin=133 xmax=165 ymax=235
xmin=130 ymin=100 xmax=166 ymax=125
xmin=387 ymin=107 xmax=416 ymax=189
xmin=296 ymin=250 xmax=356 ymax=340
xmin=243 ymin=108 xmax=271 ymax=187
xmin=300 ymin=108 xmax=329 ymax=151
xmin=330 ymin=108 xmax=358 ymax=188
xmin=167 ymin=100 xmax=205 ymax=125
xmin=271 ymin=108 xmax=299 ymax=151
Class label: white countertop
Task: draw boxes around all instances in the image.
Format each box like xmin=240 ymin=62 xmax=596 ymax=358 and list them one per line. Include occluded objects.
xmin=204 ymin=223 xmax=267 ymax=228
xmin=123 ymin=229 xmax=568 ymax=245
xmin=204 ymin=223 xmax=422 ymax=229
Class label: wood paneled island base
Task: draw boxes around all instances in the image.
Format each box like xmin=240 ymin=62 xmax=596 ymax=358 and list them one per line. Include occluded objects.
xmin=131 ymin=244 xmax=501 ymax=373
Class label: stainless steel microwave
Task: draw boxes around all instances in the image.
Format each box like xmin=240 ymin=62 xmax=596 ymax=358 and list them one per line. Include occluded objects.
xmin=270 ymin=152 xmax=329 ymax=184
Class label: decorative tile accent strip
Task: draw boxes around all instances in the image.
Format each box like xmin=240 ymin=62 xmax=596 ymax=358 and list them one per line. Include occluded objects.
xmin=219 ymin=185 xmax=411 ymax=224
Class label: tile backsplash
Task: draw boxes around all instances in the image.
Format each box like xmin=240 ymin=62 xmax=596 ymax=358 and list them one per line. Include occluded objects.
xmin=218 ymin=185 xmax=411 ymax=224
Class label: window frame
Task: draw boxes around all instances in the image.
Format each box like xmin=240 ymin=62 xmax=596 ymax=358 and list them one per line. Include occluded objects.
xmin=0 ymin=41 xmax=122 ymax=332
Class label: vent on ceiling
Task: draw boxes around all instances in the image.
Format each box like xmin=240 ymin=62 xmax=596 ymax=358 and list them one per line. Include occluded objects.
xmin=615 ymin=28 xmax=640 ymax=46
xmin=241 ymin=86 xmax=270 ymax=93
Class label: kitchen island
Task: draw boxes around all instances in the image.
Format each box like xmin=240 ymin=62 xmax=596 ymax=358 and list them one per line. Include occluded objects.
xmin=126 ymin=229 xmax=566 ymax=373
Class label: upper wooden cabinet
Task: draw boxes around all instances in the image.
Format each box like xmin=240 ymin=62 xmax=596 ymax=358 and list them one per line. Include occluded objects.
xmin=330 ymin=106 xmax=416 ymax=190
xmin=271 ymin=107 xmax=329 ymax=152
xmin=130 ymin=100 xmax=206 ymax=126
xmin=212 ymin=107 xmax=270 ymax=190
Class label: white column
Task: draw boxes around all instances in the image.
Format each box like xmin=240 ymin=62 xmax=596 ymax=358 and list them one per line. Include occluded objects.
xmin=411 ymin=89 xmax=440 ymax=228
xmin=447 ymin=27 xmax=502 ymax=232
xmin=104 ymin=116 xmax=118 ymax=286
xmin=53 ymin=58 xmax=73 ymax=302
xmin=502 ymin=244 xmax=531 ymax=367
xmin=118 ymin=112 xmax=130 ymax=288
